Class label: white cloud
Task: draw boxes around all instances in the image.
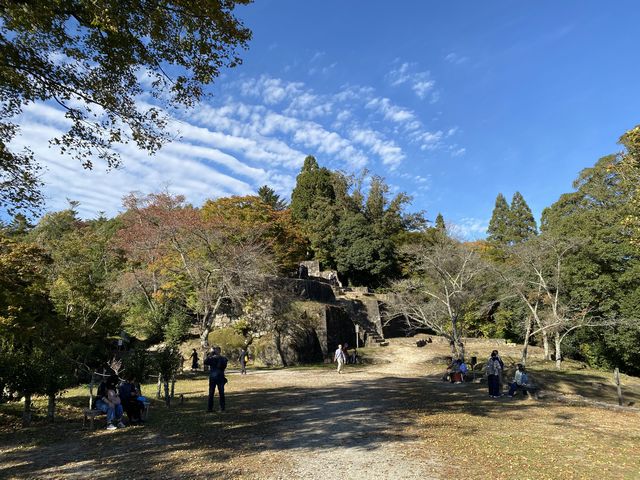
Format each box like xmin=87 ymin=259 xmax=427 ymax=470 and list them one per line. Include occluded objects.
xmin=240 ymin=76 xmax=305 ymax=105
xmin=366 ymin=97 xmax=415 ymax=123
xmin=444 ymin=52 xmax=468 ymax=65
xmin=415 ymin=130 xmax=444 ymax=150
xmin=8 ymin=71 xmax=462 ymax=219
xmin=448 ymin=217 xmax=488 ymax=240
xmin=387 ymin=62 xmax=438 ymax=101
xmin=350 ymin=128 xmax=405 ymax=168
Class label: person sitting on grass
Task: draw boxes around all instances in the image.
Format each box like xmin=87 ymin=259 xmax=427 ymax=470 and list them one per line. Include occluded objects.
xmin=508 ymin=364 xmax=529 ymax=398
xmin=96 ymin=375 xmax=125 ymax=430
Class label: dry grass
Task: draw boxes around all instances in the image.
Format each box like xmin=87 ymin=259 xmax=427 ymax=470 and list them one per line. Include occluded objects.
xmin=1 ymin=337 xmax=639 ymax=479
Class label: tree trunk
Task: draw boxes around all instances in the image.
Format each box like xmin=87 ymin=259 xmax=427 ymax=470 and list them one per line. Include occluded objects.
xmin=542 ymin=331 xmax=550 ymax=360
xmin=170 ymin=377 xmax=176 ymax=398
xmin=554 ymin=331 xmax=562 ymax=369
xmin=47 ymin=393 xmax=56 ymax=422
xmin=521 ymin=316 xmax=532 ymax=365
xmin=156 ymin=373 xmax=162 ymax=399
xmin=200 ymin=326 xmax=211 ymax=349
xmin=274 ymin=332 xmax=288 ymax=367
xmin=22 ymin=393 xmax=32 ymax=427
xmin=164 ymin=381 xmax=171 ymax=407
xmin=450 ymin=316 xmax=462 ymax=359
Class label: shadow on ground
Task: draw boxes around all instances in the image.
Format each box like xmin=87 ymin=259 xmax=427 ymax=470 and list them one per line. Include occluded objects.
xmin=0 ymin=369 xmax=633 ymax=479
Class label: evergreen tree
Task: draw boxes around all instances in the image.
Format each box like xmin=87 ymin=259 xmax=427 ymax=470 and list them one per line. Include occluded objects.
xmin=435 ymin=213 xmax=446 ymax=232
xmin=290 ymin=156 xmax=335 ymax=223
xmin=487 ymin=193 xmax=510 ymax=244
xmin=509 ymin=192 xmax=537 ymax=243
xmin=257 ymin=185 xmax=288 ymax=211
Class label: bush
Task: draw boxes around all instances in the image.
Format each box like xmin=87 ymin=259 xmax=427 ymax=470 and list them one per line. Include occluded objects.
xmin=208 ymin=327 xmax=246 ymax=357
xmin=123 ymin=347 xmax=151 ymax=382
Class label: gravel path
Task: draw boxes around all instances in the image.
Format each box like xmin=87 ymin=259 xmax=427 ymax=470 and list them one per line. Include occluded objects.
xmin=251 ymin=341 xmax=442 ymax=479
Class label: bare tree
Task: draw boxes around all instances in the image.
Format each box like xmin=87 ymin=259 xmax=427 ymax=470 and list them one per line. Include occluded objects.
xmin=505 ymin=234 xmax=620 ymax=368
xmin=385 ymin=235 xmax=487 ymax=359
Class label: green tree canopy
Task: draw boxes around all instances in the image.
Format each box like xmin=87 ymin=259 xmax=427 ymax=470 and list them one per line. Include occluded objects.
xmin=509 ymin=191 xmax=537 ymax=242
xmin=487 ymin=193 xmax=510 ymax=244
xmin=0 ymin=0 xmax=252 ymax=214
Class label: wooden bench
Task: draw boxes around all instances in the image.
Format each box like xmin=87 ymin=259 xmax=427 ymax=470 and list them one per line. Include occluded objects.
xmin=82 ymin=373 xmax=151 ymax=429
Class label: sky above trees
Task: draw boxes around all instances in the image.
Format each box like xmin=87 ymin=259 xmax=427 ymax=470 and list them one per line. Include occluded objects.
xmin=10 ymin=1 xmax=640 ymax=238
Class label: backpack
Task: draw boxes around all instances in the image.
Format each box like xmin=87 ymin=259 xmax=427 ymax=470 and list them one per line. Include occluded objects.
xmin=244 ymin=354 xmax=249 ymax=363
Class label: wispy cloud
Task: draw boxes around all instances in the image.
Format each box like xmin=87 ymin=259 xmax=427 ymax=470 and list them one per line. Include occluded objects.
xmin=366 ymin=97 xmax=416 ymax=123
xmin=10 ymin=70 xmax=462 ymax=219
xmin=387 ymin=62 xmax=438 ymax=101
xmin=444 ymin=52 xmax=468 ymax=65
xmin=449 ymin=217 xmax=488 ymax=240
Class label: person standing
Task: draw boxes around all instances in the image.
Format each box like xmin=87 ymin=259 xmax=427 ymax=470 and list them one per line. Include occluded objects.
xmin=334 ymin=344 xmax=346 ymax=374
xmin=486 ymin=351 xmax=503 ymax=398
xmin=239 ymin=348 xmax=248 ymax=375
xmin=492 ymin=349 xmax=505 ymax=387
xmin=189 ymin=348 xmax=199 ymax=371
xmin=204 ymin=347 xmax=228 ymax=412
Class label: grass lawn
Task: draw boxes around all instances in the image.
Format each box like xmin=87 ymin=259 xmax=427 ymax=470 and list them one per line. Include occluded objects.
xmin=1 ymin=338 xmax=639 ymax=479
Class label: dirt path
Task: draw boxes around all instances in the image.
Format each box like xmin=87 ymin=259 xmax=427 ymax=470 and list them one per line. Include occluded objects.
xmin=0 ymin=339 xmax=459 ymax=479
xmin=248 ymin=341 xmax=443 ymax=479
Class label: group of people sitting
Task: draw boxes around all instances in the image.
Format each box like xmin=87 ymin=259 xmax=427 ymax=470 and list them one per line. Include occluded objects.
xmin=95 ymin=374 xmax=147 ymax=430
xmin=443 ymin=358 xmax=469 ymax=383
xmin=442 ymin=349 xmax=531 ymax=398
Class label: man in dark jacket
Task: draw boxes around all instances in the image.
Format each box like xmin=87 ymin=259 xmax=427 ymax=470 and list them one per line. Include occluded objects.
xmin=204 ymin=347 xmax=228 ymax=412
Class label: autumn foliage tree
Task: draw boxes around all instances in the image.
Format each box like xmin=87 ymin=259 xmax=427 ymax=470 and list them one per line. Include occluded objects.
xmin=117 ymin=193 xmax=275 ymax=348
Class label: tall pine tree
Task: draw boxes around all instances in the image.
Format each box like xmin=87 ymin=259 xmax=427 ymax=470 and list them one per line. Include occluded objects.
xmin=435 ymin=213 xmax=446 ymax=232
xmin=290 ymin=156 xmax=335 ymax=223
xmin=509 ymin=192 xmax=537 ymax=243
xmin=487 ymin=193 xmax=510 ymax=244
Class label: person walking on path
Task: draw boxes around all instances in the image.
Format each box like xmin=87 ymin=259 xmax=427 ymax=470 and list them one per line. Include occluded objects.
xmin=239 ymin=348 xmax=248 ymax=375
xmin=334 ymin=344 xmax=346 ymax=374
xmin=204 ymin=347 xmax=228 ymax=412
xmin=486 ymin=351 xmax=503 ymax=398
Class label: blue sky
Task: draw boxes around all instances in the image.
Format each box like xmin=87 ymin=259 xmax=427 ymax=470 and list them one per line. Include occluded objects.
xmin=11 ymin=1 xmax=640 ymax=237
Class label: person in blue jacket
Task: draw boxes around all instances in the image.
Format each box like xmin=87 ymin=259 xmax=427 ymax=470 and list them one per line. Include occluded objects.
xmin=204 ymin=346 xmax=228 ymax=412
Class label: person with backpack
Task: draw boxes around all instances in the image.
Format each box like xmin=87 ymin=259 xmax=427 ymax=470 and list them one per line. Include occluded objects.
xmin=239 ymin=348 xmax=249 ymax=375
xmin=485 ymin=351 xmax=503 ymax=398
xmin=205 ymin=346 xmax=228 ymax=412
xmin=508 ymin=364 xmax=529 ymax=397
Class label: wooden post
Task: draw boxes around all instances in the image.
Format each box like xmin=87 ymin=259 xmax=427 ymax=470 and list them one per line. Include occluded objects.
xmin=156 ymin=373 xmax=162 ymax=399
xmin=614 ymin=368 xmax=623 ymax=406
xmin=89 ymin=373 xmax=95 ymax=410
